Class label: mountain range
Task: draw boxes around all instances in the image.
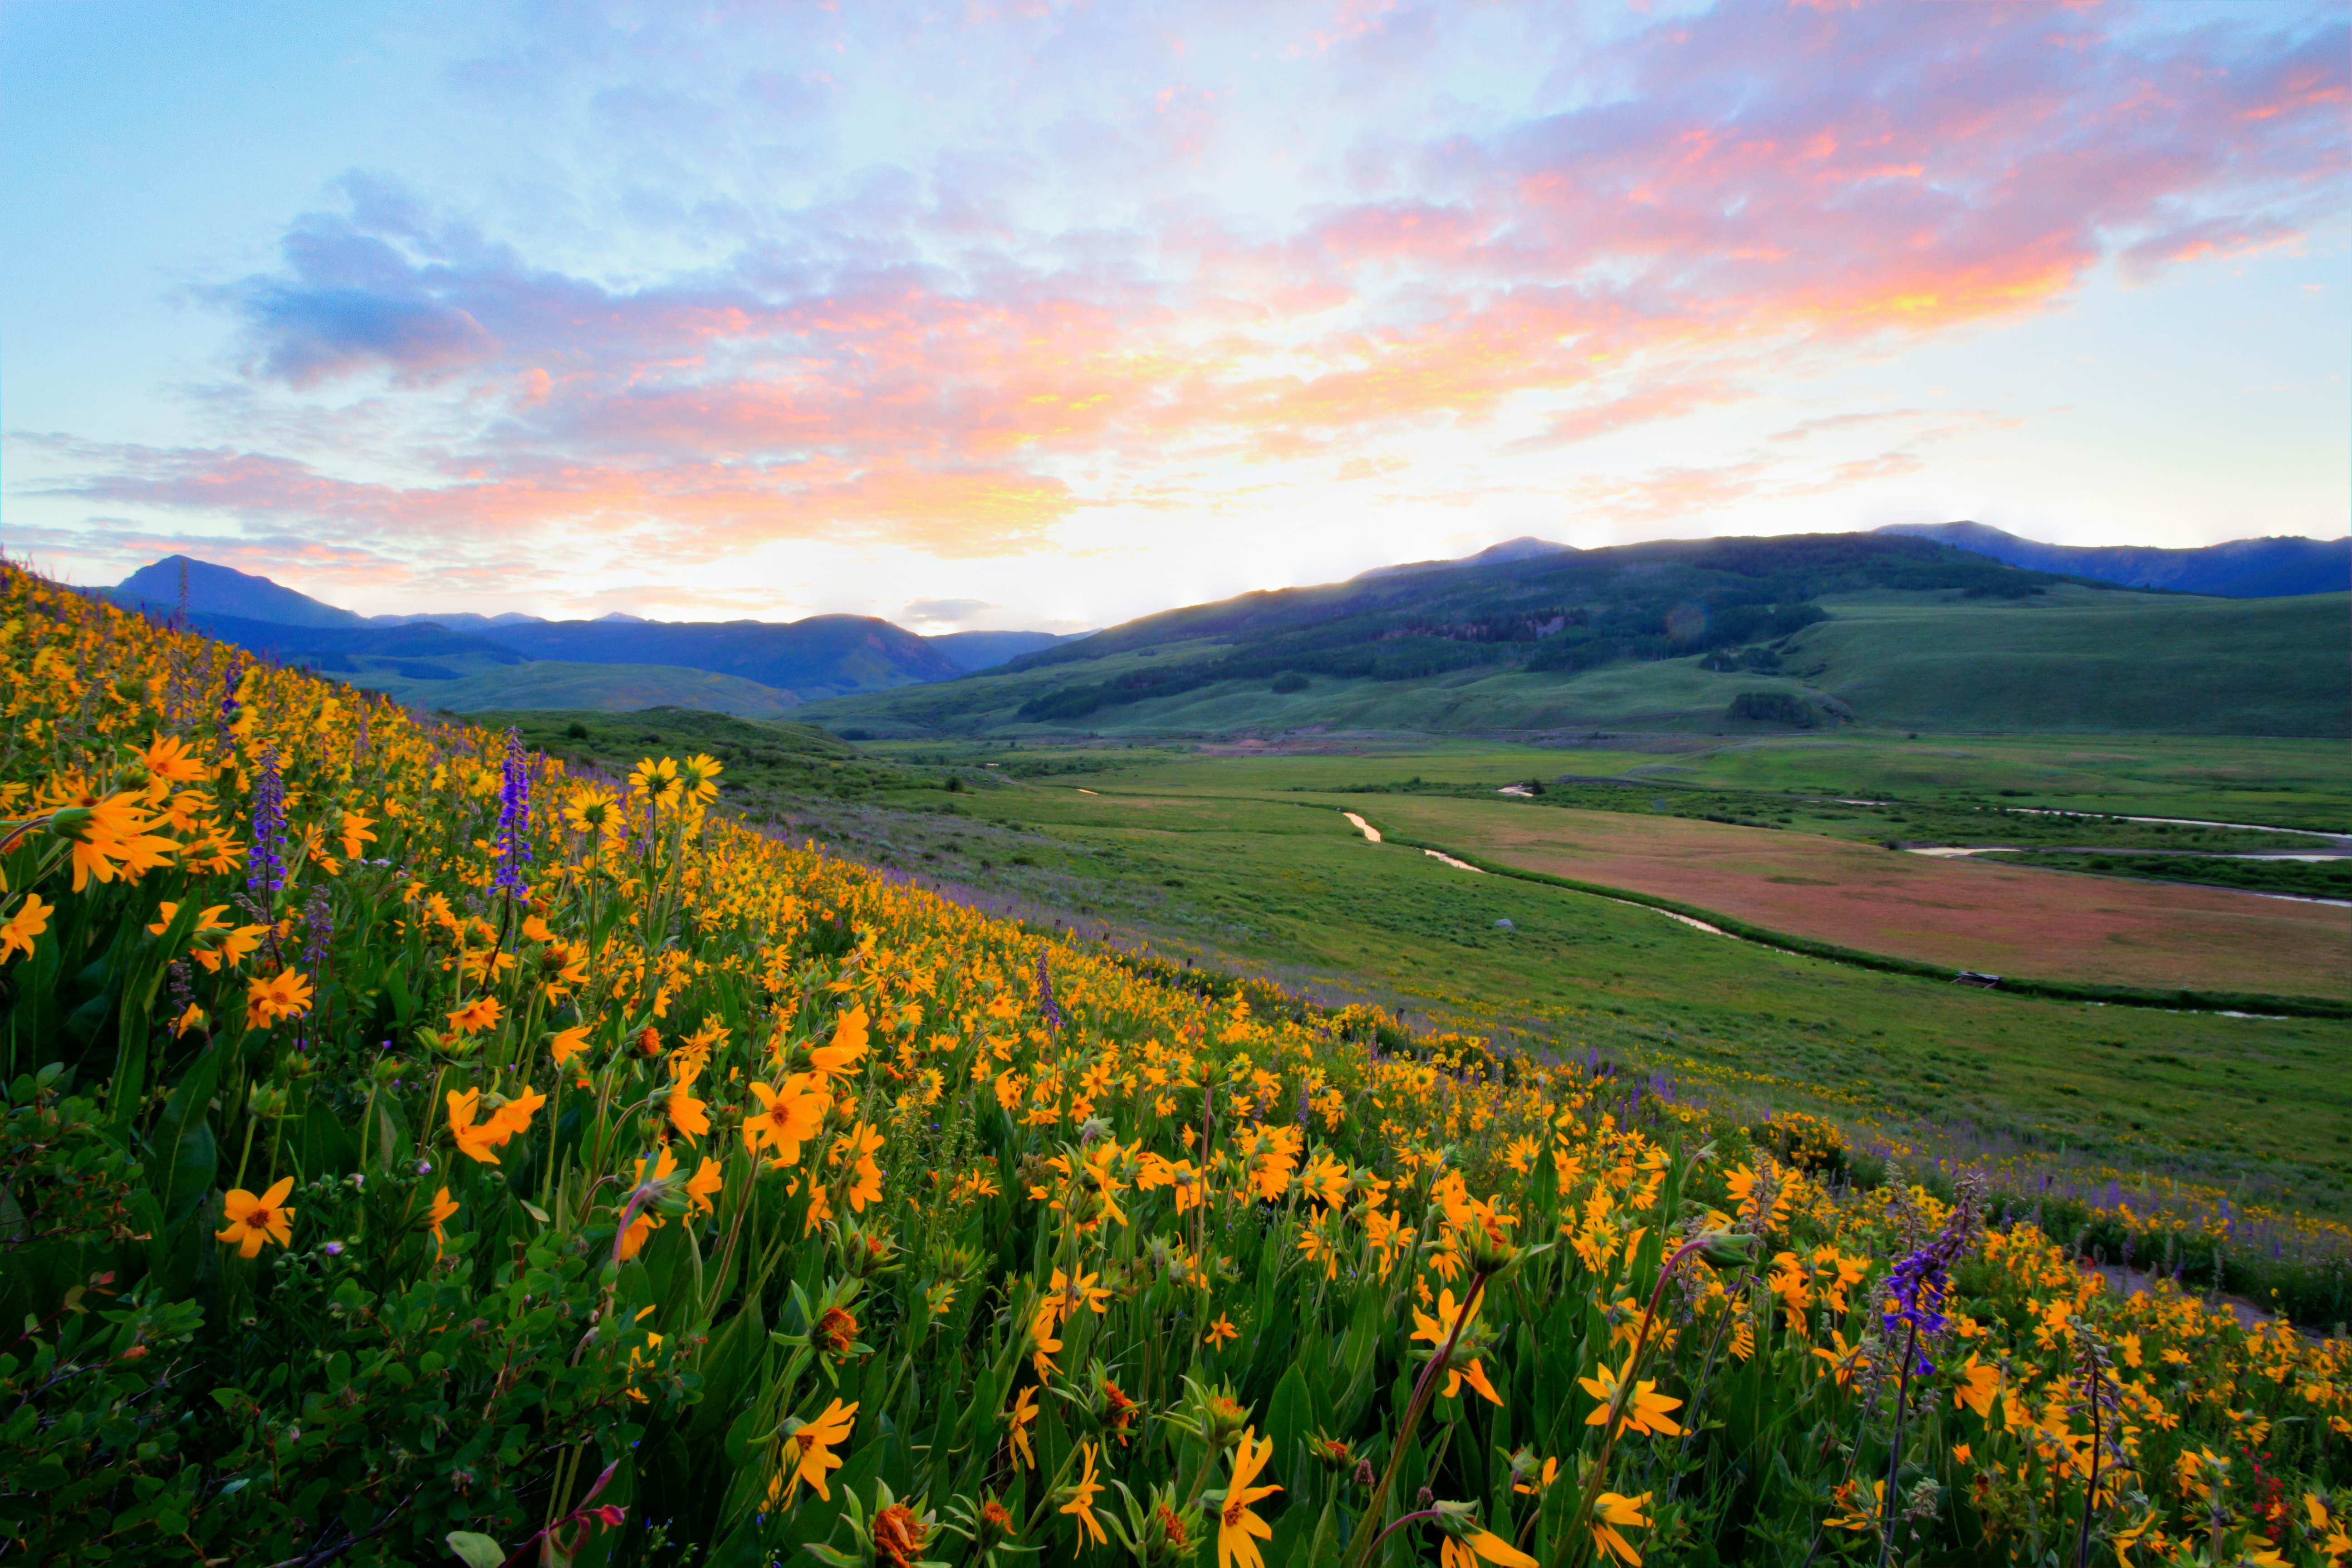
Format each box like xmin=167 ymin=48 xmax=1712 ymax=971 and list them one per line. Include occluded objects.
xmin=94 ymin=519 xmax=2347 ymax=731
xmin=794 ymin=530 xmax=2348 ymax=740
xmin=101 ymin=555 xmax=1079 ymax=713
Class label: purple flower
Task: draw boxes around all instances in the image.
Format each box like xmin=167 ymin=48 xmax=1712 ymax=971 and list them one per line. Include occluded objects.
xmin=492 ymin=728 xmax=532 ymax=894
xmin=302 ymin=883 xmax=333 ymax=970
xmin=1882 ymin=1181 xmax=1984 ymax=1376
xmin=248 ymin=747 xmax=286 ymax=897
xmin=1036 ymin=951 xmax=1063 ymax=1032
xmin=1881 ymin=1245 xmax=1953 ymax=1375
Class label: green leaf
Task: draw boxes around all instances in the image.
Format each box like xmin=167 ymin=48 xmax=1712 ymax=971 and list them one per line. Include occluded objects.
xmin=1266 ymin=1362 xmax=1311 ymax=1494
xmin=144 ymin=1041 xmax=220 ymax=1228
xmin=445 ymin=1530 xmax=508 ymax=1568
xmin=111 ymin=896 xmax=201 ymax=1123
xmin=1264 ymin=1490 xmax=1315 ymax=1567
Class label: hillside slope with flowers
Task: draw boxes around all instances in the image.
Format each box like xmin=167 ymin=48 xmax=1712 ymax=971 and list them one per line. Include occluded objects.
xmin=1 ymin=561 xmax=2347 ymax=1568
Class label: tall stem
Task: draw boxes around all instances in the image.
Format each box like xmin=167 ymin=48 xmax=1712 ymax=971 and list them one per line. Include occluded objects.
xmin=1339 ymin=1268 xmax=1490 ymax=1568
xmin=1362 ymin=1507 xmax=1442 ymax=1562
xmin=1877 ymin=1321 xmax=1920 ymax=1568
xmin=1562 ymin=1237 xmax=1704 ymax=1567
xmin=2074 ymin=1379 xmax=2103 ymax=1568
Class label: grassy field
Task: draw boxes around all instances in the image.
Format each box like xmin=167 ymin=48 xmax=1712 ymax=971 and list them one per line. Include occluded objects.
xmin=1977 ymin=849 xmax=2352 ymax=901
xmin=1607 ymin=729 xmax=2352 ymax=830
xmin=1342 ymin=793 xmax=2352 ymax=997
xmin=1798 ymin=587 xmax=2351 ymax=735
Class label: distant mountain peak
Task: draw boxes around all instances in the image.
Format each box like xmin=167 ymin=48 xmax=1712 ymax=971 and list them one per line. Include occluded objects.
xmin=1879 ymin=522 xmax=2350 ymax=598
xmin=108 ymin=555 xmax=363 ymax=627
xmin=1356 ymin=535 xmax=1576 ymax=581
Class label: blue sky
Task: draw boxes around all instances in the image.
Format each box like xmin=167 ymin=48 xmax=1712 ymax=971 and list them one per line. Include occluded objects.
xmin=4 ymin=0 xmax=2345 ymax=630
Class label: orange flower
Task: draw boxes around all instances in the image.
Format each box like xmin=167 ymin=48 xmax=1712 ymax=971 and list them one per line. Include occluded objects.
xmin=668 ymin=1058 xmax=711 ymax=1142
xmin=686 ymin=1155 xmax=724 ymax=1216
xmin=745 ymin=1075 xmax=825 ymax=1164
xmin=446 ymin=1088 xmax=504 ymax=1164
xmin=138 ymin=734 xmax=212 ymax=784
xmin=1583 ymin=1359 xmax=1682 ymax=1438
xmin=426 ymin=1186 xmax=460 ymax=1259
xmin=776 ymin=1397 xmax=857 ymax=1505
xmin=337 ymin=809 xmax=377 ymax=859
xmin=446 ymin=995 xmax=502 ymax=1036
xmin=808 ymin=1007 xmax=870 ymax=1082
xmin=0 ymin=892 xmax=50 ymax=963
xmin=245 ymin=969 xmax=314 ymax=1028
xmin=1007 ymin=1383 xmax=1040 ymax=1470
xmin=828 ymin=1121 xmax=885 ymax=1211
xmin=61 ymin=791 xmax=179 ymax=892
xmin=1062 ymin=1440 xmax=1107 ymax=1548
xmin=216 ymin=1176 xmax=296 ymax=1258
xmin=486 ymin=1085 xmax=545 ymax=1144
xmin=1216 ymin=1427 xmax=1281 ymax=1568
xmin=189 ymin=918 xmax=266 ymax=973
xmin=549 ymin=1024 xmax=592 ymax=1066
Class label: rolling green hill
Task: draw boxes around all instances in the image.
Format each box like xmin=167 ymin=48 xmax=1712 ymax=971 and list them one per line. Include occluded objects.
xmin=331 ymin=657 xmax=802 ymax=717
xmin=1796 ymin=588 xmax=2348 ymax=734
xmin=797 ymin=534 xmax=2347 ymax=739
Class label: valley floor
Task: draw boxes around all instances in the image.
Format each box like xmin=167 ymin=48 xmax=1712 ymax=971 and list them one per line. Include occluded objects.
xmin=1347 ymin=793 xmax=2352 ymax=997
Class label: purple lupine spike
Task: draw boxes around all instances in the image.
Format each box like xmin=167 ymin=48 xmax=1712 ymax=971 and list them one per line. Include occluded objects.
xmin=492 ymin=728 xmax=532 ymax=894
xmin=248 ymin=747 xmax=286 ymax=897
xmin=301 ymin=882 xmax=333 ymax=971
xmin=1035 ymin=951 xmax=1063 ymax=1032
xmin=1881 ymin=1181 xmax=1984 ymax=1377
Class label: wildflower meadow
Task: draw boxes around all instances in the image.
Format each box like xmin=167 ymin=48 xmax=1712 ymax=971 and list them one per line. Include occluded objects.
xmin=4 ymin=561 xmax=2349 ymax=1568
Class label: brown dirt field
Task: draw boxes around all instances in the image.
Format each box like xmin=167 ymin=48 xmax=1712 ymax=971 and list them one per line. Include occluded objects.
xmin=1361 ymin=797 xmax=2352 ymax=999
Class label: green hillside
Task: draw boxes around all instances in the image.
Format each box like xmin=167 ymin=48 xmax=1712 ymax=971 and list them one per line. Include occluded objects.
xmin=802 ymin=582 xmax=2348 ymax=739
xmin=468 ymin=707 xmax=961 ymax=802
xmin=1800 ymin=588 xmax=2349 ymax=734
xmin=332 ymin=656 xmax=802 ymax=716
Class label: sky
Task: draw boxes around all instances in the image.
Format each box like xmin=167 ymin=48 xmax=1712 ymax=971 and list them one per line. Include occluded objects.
xmin=2 ymin=0 xmax=2346 ymax=633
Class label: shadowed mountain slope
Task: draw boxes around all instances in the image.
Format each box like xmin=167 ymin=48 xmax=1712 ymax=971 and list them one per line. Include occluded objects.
xmin=1880 ymin=522 xmax=2350 ymax=598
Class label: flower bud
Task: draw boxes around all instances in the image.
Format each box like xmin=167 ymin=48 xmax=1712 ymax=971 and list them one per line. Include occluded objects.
xmin=1309 ymin=1433 xmax=1356 ymax=1472
xmin=1463 ymin=1219 xmax=1518 ymax=1276
xmin=1696 ymin=1230 xmax=1759 ymax=1270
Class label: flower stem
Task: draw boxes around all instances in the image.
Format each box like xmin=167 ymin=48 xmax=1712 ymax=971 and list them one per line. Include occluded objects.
xmin=1339 ymin=1266 xmax=1490 ymax=1568
xmin=1563 ymin=1236 xmax=1704 ymax=1568
xmin=2074 ymin=1376 xmax=2103 ymax=1568
xmin=1363 ymin=1507 xmax=1441 ymax=1562
xmin=1877 ymin=1320 xmax=1919 ymax=1568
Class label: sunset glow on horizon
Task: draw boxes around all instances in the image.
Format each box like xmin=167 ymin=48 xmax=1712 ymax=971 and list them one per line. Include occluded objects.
xmin=4 ymin=0 xmax=2346 ymax=631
